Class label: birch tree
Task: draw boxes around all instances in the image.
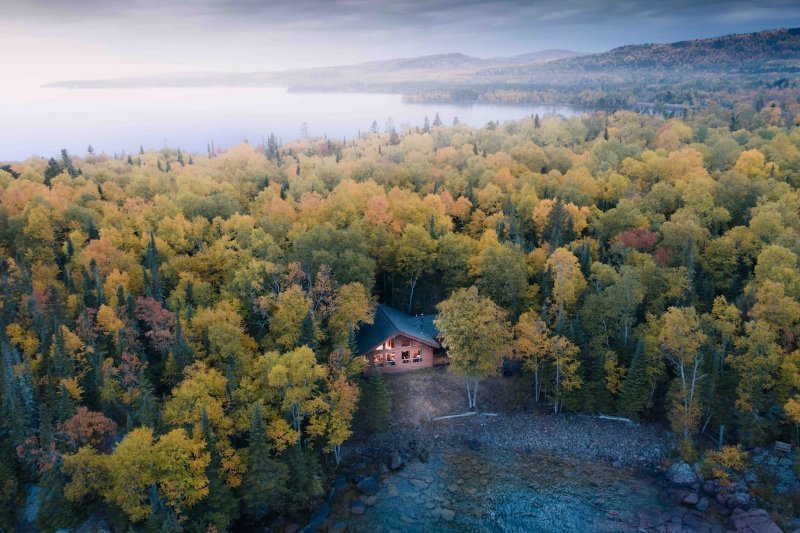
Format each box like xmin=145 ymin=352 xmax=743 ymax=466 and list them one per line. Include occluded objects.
xmin=435 ymin=287 xmax=512 ymax=411
xmin=658 ymin=306 xmax=707 ymax=438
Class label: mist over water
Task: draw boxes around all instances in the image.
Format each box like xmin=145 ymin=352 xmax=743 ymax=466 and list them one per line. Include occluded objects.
xmin=0 ymin=84 xmax=578 ymax=161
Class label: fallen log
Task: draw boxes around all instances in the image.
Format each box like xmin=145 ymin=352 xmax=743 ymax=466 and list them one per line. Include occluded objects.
xmin=598 ymin=413 xmax=638 ymax=426
xmin=432 ymin=412 xmax=498 ymax=421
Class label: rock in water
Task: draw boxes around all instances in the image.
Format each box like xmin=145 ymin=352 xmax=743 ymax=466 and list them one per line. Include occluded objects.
xmin=330 ymin=521 xmax=348 ymax=533
xmin=389 ymin=450 xmax=405 ymax=470
xmin=356 ymin=476 xmax=378 ymax=495
xmin=666 ymin=461 xmax=697 ymax=487
xmin=730 ymin=508 xmax=782 ymax=533
xmin=350 ymin=499 xmax=367 ymax=515
xmin=306 ymin=501 xmax=330 ymax=529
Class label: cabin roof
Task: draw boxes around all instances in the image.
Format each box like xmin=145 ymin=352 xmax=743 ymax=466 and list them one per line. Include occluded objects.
xmin=356 ymin=304 xmax=440 ymax=353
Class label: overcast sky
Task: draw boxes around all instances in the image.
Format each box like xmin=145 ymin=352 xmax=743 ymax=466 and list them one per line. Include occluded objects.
xmin=4 ymin=0 xmax=800 ymax=83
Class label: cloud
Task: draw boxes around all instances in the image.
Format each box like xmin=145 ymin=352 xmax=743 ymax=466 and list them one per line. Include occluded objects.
xmin=2 ymin=0 xmax=799 ymax=82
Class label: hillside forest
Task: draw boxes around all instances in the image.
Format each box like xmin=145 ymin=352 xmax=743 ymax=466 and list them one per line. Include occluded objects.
xmin=2 ymin=102 xmax=800 ymax=530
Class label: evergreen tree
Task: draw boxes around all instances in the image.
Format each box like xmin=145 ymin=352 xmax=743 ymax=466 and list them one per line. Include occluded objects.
xmin=433 ymin=113 xmax=442 ymax=127
xmin=617 ymin=339 xmax=650 ymax=419
xmin=298 ymin=311 xmax=317 ymax=351
xmin=241 ymin=405 xmax=289 ymax=524
xmin=422 ymin=115 xmax=431 ymax=134
xmin=61 ymin=149 xmax=79 ymax=178
xmin=544 ymin=197 xmax=574 ymax=248
xmin=357 ymin=371 xmax=392 ymax=434
xmin=43 ymin=157 xmax=61 ymax=187
xmin=127 ymin=155 xmax=133 ymax=165
xmin=143 ymin=233 xmax=163 ymax=302
xmin=177 ymin=149 xmax=185 ymax=167
xmin=188 ymin=406 xmax=238 ymax=532
xmin=534 ymin=114 xmax=541 ymax=129
xmin=452 ymin=116 xmax=460 ymax=126
xmin=86 ymin=218 xmax=99 ymax=240
xmin=87 ymin=145 xmax=94 ymax=154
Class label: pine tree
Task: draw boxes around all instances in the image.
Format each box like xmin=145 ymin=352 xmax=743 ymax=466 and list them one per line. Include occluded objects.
xmin=86 ymin=218 xmax=99 ymax=240
xmin=188 ymin=406 xmax=238 ymax=532
xmin=177 ymin=149 xmax=185 ymax=167
xmin=143 ymin=233 xmax=163 ymax=302
xmin=43 ymin=158 xmax=61 ymax=188
xmin=453 ymin=116 xmax=460 ymax=126
xmin=544 ymin=197 xmax=574 ymax=248
xmin=298 ymin=311 xmax=317 ymax=351
xmin=241 ymin=405 xmax=289 ymax=523
xmin=617 ymin=339 xmax=650 ymax=419
xmin=140 ymin=145 xmax=145 ymax=155
xmin=534 ymin=114 xmax=541 ymax=129
xmin=433 ymin=113 xmax=442 ymax=127
xmin=127 ymin=155 xmax=133 ymax=165
xmin=61 ymin=149 xmax=79 ymax=178
xmin=422 ymin=115 xmax=431 ymax=134
xmin=357 ymin=372 xmax=392 ymax=434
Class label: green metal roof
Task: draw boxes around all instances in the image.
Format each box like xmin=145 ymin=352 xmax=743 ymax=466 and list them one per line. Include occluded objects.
xmin=356 ymin=304 xmax=440 ymax=353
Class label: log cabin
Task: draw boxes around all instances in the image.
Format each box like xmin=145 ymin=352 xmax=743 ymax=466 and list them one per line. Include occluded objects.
xmin=356 ymin=304 xmax=449 ymax=373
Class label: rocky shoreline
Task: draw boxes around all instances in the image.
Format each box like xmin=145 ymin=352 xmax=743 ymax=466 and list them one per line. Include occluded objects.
xmin=347 ymin=410 xmax=676 ymax=469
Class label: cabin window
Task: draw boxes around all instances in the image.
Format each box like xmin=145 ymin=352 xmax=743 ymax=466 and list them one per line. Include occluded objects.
xmin=401 ymin=337 xmax=411 ymax=347
xmin=401 ymin=350 xmax=410 ymax=363
xmin=412 ymin=349 xmax=422 ymax=363
xmin=387 ymin=352 xmax=396 ymax=366
xmin=373 ymin=353 xmax=385 ymax=367
xmin=384 ymin=338 xmax=394 ymax=349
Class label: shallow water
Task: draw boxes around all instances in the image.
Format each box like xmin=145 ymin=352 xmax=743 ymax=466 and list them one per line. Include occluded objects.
xmin=331 ymin=447 xmax=668 ymax=532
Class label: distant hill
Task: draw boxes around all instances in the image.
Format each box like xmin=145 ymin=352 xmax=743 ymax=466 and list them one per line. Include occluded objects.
xmin=511 ymin=49 xmax=583 ymax=62
xmin=558 ymin=27 xmax=800 ymax=71
xmin=45 ymin=27 xmax=800 ymax=95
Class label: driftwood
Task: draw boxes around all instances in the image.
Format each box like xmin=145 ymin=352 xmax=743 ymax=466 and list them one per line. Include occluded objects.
xmin=598 ymin=413 xmax=638 ymax=426
xmin=775 ymin=441 xmax=792 ymax=454
xmin=432 ymin=412 xmax=499 ymax=421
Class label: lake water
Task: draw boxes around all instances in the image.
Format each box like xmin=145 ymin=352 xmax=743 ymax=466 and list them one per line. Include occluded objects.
xmin=329 ymin=447 xmax=684 ymax=533
xmin=0 ymin=83 xmax=579 ymax=161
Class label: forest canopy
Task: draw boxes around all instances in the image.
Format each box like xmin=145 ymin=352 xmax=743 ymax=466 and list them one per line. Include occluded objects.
xmin=1 ymin=101 xmax=800 ymax=530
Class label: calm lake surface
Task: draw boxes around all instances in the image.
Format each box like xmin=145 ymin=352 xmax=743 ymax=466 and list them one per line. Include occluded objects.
xmin=0 ymin=83 xmax=579 ymax=161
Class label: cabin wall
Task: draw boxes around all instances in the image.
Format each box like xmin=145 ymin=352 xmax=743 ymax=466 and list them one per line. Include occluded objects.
xmin=365 ymin=334 xmax=435 ymax=373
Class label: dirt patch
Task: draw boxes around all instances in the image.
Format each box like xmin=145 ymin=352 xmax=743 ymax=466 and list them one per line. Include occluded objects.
xmin=382 ymin=366 xmax=527 ymax=427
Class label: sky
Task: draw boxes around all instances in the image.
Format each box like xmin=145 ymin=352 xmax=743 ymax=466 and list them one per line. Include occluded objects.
xmin=3 ymin=0 xmax=800 ymax=84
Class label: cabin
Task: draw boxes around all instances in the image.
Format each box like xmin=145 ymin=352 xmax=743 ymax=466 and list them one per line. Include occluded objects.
xmin=356 ymin=304 xmax=449 ymax=373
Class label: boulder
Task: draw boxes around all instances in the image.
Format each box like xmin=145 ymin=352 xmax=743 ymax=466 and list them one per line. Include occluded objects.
xmin=350 ymin=499 xmax=366 ymax=515
xmin=356 ymin=476 xmax=378 ymax=495
xmin=330 ymin=521 xmax=348 ymax=533
xmin=695 ymin=497 xmax=709 ymax=512
xmin=666 ymin=461 xmax=698 ymax=487
xmin=306 ymin=502 xmax=330 ymax=529
xmin=389 ymin=450 xmax=405 ymax=471
xmin=440 ymin=508 xmax=456 ymax=521
xmin=682 ymin=492 xmax=700 ymax=506
xmin=730 ymin=508 xmax=782 ymax=533
xmin=333 ymin=474 xmax=348 ymax=490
